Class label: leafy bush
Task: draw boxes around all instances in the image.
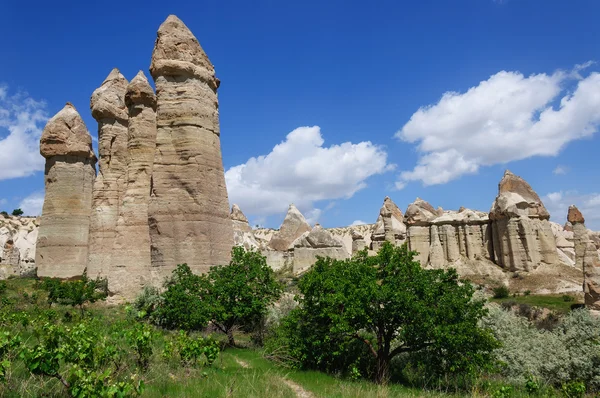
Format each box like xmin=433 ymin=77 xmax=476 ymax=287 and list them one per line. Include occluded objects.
xmin=483 ymin=305 xmax=600 ymax=391
xmin=562 ymin=295 xmax=575 ymax=302
xmin=132 ymin=285 xmax=162 ymax=321
xmin=0 ymin=211 xmax=7 ymax=217
xmin=208 ymin=247 xmax=282 ymax=346
xmin=10 ymin=209 xmax=23 ymax=217
xmin=493 ymin=286 xmax=510 ymax=299
xmin=163 ymin=331 xmax=220 ymax=367
xmin=153 ymin=264 xmax=212 ymax=331
xmin=0 ymin=281 xmax=6 ymax=295
xmin=562 ymin=380 xmax=586 ymax=398
xmin=268 ymin=243 xmax=498 ymax=385
xmin=41 ymin=272 xmax=108 ymax=315
xmin=126 ymin=323 xmax=154 ymax=370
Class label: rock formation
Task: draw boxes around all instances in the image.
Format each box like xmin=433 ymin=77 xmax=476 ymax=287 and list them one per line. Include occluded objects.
xmin=109 ymin=71 xmax=157 ymax=299
xmin=489 ymin=170 xmax=558 ymax=271
xmin=0 ymin=215 xmax=38 ymax=278
xmin=231 ymin=204 xmax=259 ymax=250
xmin=293 ymin=224 xmax=349 ymax=274
xmin=404 ymin=198 xmax=438 ymax=265
xmin=87 ymin=69 xmax=129 ymax=279
xmin=370 ymin=197 xmax=406 ymax=251
xmin=36 ymin=104 xmax=96 ymax=278
xmin=269 ymin=204 xmax=312 ymax=251
xmin=351 ymin=229 xmax=367 ymax=253
xmin=148 ymin=15 xmax=234 ymax=278
xmin=568 ymin=206 xmax=600 ymax=309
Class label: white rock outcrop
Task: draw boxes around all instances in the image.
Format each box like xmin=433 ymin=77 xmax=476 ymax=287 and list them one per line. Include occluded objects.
xmin=0 ymin=216 xmax=38 ymax=278
xmin=292 ymin=224 xmax=350 ymax=274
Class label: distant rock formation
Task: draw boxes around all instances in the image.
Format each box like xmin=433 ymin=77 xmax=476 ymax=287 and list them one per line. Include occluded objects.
xmin=36 ymin=104 xmax=96 ymax=278
xmin=0 ymin=215 xmax=38 ymax=278
xmin=88 ymin=69 xmax=129 ymax=280
xmin=293 ymin=224 xmax=349 ymax=274
xmin=371 ymin=197 xmax=406 ymax=251
xmin=269 ymin=204 xmax=312 ymax=251
xmin=148 ymin=15 xmax=234 ymax=279
xmin=231 ymin=204 xmax=259 ymax=250
xmin=110 ymin=71 xmax=157 ymax=299
xmin=404 ymin=198 xmax=438 ymax=265
xmin=568 ymin=206 xmax=600 ymax=309
xmin=489 ymin=170 xmax=558 ymax=271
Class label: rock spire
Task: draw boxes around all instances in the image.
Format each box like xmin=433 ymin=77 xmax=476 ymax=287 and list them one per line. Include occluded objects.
xmin=269 ymin=204 xmax=312 ymax=251
xmin=148 ymin=15 xmax=234 ymax=278
xmin=87 ymin=68 xmax=129 ymax=279
xmin=110 ymin=71 xmax=157 ymax=299
xmin=36 ymin=104 xmax=96 ymax=278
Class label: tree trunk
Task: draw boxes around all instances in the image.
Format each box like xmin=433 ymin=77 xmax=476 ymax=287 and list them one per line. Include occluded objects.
xmin=375 ymin=350 xmax=390 ymax=385
xmin=227 ymin=329 xmax=235 ymax=347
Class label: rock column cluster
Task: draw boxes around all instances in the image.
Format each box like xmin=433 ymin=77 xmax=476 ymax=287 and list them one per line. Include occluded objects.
xmin=36 ymin=104 xmax=97 ymax=278
xmin=34 ymin=15 xmax=234 ymax=299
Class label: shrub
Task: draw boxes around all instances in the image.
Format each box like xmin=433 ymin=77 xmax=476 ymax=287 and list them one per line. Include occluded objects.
xmin=133 ymin=285 xmax=162 ymax=321
xmin=207 ymin=247 xmax=282 ymax=346
xmin=153 ymin=264 xmax=212 ymax=331
xmin=10 ymin=209 xmax=23 ymax=217
xmin=165 ymin=331 xmax=220 ymax=367
xmin=0 ymin=211 xmax=7 ymax=217
xmin=493 ymin=286 xmax=510 ymax=299
xmin=269 ymin=243 xmax=498 ymax=385
xmin=562 ymin=295 xmax=575 ymax=302
xmin=41 ymin=272 xmax=108 ymax=316
xmin=524 ymin=290 xmax=531 ymax=296
xmin=0 ymin=281 xmax=6 ymax=295
xmin=483 ymin=305 xmax=600 ymax=391
xmin=126 ymin=323 xmax=154 ymax=370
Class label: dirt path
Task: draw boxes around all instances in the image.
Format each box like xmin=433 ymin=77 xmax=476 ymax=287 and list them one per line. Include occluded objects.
xmin=280 ymin=377 xmax=315 ymax=398
xmin=234 ymin=357 xmax=250 ymax=368
xmin=233 ymin=356 xmax=314 ymax=397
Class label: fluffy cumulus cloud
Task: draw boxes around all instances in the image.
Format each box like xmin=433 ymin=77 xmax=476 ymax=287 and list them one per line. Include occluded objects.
xmin=225 ymin=126 xmax=393 ymax=221
xmin=0 ymin=85 xmax=48 ymax=180
xmin=553 ymin=165 xmax=568 ymax=175
xmin=18 ymin=191 xmax=44 ymax=216
xmin=395 ymin=64 xmax=600 ymax=187
xmin=543 ymin=190 xmax=600 ymax=230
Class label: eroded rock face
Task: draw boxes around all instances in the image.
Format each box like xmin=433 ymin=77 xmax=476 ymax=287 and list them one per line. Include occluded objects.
xmin=293 ymin=224 xmax=349 ymax=274
xmin=404 ymin=198 xmax=438 ymax=265
xmin=109 ymin=71 xmax=157 ymax=300
xmin=269 ymin=204 xmax=312 ymax=251
xmin=489 ymin=170 xmax=557 ymax=271
xmin=231 ymin=204 xmax=259 ymax=250
xmin=88 ymin=69 xmax=129 ymax=280
xmin=0 ymin=216 xmax=38 ymax=278
xmin=569 ymin=205 xmax=600 ymax=309
xmin=148 ymin=15 xmax=234 ymax=278
xmin=36 ymin=104 xmax=96 ymax=278
xmin=371 ymin=197 xmax=406 ymax=251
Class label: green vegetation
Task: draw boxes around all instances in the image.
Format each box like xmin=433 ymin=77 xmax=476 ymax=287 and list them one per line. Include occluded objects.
xmin=266 ymin=243 xmax=497 ymax=386
xmin=1 ymin=245 xmax=599 ymax=397
xmin=491 ymin=293 xmax=581 ymax=313
xmin=10 ymin=208 xmax=23 ymax=217
xmin=492 ymin=285 xmax=510 ymax=299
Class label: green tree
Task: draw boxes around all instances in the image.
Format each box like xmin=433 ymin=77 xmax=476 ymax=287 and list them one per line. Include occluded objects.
xmin=154 ymin=264 xmax=212 ymax=331
xmin=11 ymin=209 xmax=23 ymax=217
xmin=281 ymin=242 xmax=497 ymax=385
xmin=208 ymin=247 xmax=282 ymax=346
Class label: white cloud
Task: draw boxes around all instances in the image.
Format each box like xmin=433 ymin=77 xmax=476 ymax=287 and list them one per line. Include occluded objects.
xmin=18 ymin=191 xmax=44 ymax=216
xmin=0 ymin=198 xmax=6 ymax=207
xmin=543 ymin=190 xmax=600 ymax=230
xmin=0 ymin=85 xmax=48 ymax=180
xmin=553 ymin=165 xmax=568 ymax=175
xmin=350 ymin=220 xmax=368 ymax=226
xmin=395 ymin=65 xmax=600 ymax=187
xmin=225 ymin=126 xmax=393 ymax=219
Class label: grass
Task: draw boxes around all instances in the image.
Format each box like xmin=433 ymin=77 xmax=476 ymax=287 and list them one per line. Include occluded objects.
xmin=490 ymin=293 xmax=581 ymax=313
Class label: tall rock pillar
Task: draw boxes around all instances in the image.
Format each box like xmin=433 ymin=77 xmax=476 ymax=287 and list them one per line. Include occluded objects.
xmin=148 ymin=15 xmax=234 ymax=278
xmin=87 ymin=69 xmax=129 ymax=278
xmin=568 ymin=205 xmax=600 ymax=310
xmin=110 ymin=71 xmax=157 ymax=299
xmin=489 ymin=170 xmax=558 ymax=272
xmin=36 ymin=104 xmax=96 ymax=278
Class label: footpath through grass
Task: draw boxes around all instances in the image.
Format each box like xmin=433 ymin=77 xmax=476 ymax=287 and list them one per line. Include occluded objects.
xmin=142 ymin=347 xmax=449 ymax=398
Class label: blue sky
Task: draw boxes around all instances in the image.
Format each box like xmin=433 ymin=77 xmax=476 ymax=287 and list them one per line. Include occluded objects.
xmin=1 ymin=0 xmax=600 ymax=229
